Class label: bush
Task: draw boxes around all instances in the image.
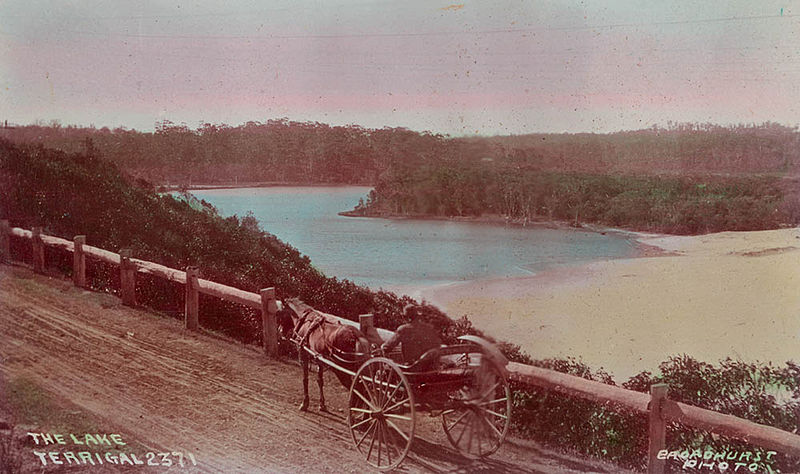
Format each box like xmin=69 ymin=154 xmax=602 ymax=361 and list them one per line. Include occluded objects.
xmin=0 ymin=140 xmax=434 ymax=342
xmin=509 ymin=357 xmax=647 ymax=469
xmin=624 ymin=356 xmax=800 ymax=472
xmin=505 ymin=355 xmax=800 ymax=471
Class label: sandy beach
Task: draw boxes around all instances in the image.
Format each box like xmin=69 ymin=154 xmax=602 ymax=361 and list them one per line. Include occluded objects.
xmin=422 ymin=228 xmax=800 ymax=382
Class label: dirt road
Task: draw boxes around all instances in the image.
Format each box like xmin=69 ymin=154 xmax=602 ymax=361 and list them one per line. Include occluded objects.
xmin=0 ymin=264 xmax=626 ymax=473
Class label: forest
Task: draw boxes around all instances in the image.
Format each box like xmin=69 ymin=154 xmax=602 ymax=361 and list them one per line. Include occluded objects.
xmin=1 ymin=119 xmax=445 ymax=185
xmin=3 ymin=120 xmax=798 ymax=186
xmin=2 ymin=120 xmax=799 ymax=235
xmin=5 ymin=120 xmax=799 ymax=234
xmin=358 ymin=167 xmax=800 ymax=234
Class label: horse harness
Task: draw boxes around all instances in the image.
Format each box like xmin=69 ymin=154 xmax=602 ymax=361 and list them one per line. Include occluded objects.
xmin=290 ymin=309 xmax=369 ymax=366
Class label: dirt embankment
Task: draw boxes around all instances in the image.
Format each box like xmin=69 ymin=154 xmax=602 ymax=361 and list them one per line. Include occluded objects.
xmin=0 ymin=264 xmax=626 ymax=473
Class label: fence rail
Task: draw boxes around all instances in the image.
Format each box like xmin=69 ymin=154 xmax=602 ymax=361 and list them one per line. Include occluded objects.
xmin=1 ymin=221 xmax=799 ymax=473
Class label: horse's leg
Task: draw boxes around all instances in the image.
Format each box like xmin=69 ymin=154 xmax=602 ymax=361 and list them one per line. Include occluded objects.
xmin=299 ymin=352 xmax=310 ymax=412
xmin=317 ymin=362 xmax=328 ymax=412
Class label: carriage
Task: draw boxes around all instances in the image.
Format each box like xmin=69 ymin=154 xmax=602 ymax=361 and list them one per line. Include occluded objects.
xmin=345 ymin=335 xmax=512 ymax=471
xmin=284 ymin=302 xmax=513 ymax=473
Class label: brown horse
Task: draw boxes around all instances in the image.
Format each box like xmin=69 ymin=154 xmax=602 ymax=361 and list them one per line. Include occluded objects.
xmin=278 ymin=299 xmax=371 ymax=412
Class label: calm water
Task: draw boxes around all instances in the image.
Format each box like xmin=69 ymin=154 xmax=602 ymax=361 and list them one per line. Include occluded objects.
xmin=190 ymin=187 xmax=636 ymax=291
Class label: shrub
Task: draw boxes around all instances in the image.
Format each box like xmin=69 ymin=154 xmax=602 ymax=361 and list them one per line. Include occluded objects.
xmin=505 ymin=355 xmax=799 ymax=471
xmin=0 ymin=140 xmax=433 ymax=342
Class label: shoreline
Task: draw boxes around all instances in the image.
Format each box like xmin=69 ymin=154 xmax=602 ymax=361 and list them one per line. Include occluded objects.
xmin=169 ymin=185 xmax=784 ymax=258
xmin=171 ymin=183 xmax=675 ymax=250
xmin=166 ymin=184 xmax=798 ymax=381
xmin=340 ymin=209 xmax=676 ymax=250
xmin=340 ymin=209 xmax=593 ymax=230
xmin=422 ymin=227 xmax=800 ymax=382
xmin=159 ymin=182 xmax=371 ymax=191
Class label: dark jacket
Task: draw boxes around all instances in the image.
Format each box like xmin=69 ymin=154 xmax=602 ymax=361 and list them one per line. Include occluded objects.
xmin=382 ymin=321 xmax=442 ymax=363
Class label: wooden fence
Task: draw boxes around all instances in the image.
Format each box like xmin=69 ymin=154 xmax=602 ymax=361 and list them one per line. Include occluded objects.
xmin=1 ymin=221 xmax=799 ymax=473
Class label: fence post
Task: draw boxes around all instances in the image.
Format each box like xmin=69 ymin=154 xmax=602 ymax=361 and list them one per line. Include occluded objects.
xmin=185 ymin=267 xmax=200 ymax=331
xmin=360 ymin=313 xmax=387 ymax=346
xmin=32 ymin=227 xmax=45 ymax=273
xmin=73 ymin=235 xmax=86 ymax=288
xmin=359 ymin=313 xmax=374 ymax=333
xmin=359 ymin=313 xmax=384 ymax=346
xmin=0 ymin=220 xmax=9 ymax=263
xmin=119 ymin=249 xmax=136 ymax=306
xmin=647 ymin=383 xmax=669 ymax=474
xmin=260 ymin=288 xmax=278 ymax=357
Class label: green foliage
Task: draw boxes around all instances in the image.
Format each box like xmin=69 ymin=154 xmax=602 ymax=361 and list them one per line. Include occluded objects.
xmin=1 ymin=121 xmax=452 ymax=186
xmin=0 ymin=140 xmax=429 ymax=341
xmin=8 ymin=121 xmax=799 ymax=234
xmin=367 ymin=167 xmax=798 ymax=234
xmin=509 ymin=358 xmax=648 ymax=468
xmin=473 ymin=122 xmax=800 ymax=176
xmin=625 ymin=356 xmax=800 ymax=473
xmin=9 ymin=121 xmax=798 ymax=187
xmin=330 ymin=121 xmax=800 ymax=234
xmin=508 ymin=355 xmax=800 ymax=471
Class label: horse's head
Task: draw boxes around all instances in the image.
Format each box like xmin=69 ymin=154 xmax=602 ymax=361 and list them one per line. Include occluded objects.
xmin=276 ymin=299 xmax=298 ymax=340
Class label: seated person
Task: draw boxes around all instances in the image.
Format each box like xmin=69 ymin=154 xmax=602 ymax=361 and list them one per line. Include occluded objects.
xmin=381 ymin=304 xmax=442 ymax=367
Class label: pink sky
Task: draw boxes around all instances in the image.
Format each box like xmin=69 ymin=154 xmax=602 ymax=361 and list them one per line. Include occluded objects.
xmin=1 ymin=1 xmax=798 ymax=135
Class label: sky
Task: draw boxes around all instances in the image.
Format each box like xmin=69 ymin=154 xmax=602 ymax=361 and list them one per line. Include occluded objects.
xmin=1 ymin=1 xmax=798 ymax=136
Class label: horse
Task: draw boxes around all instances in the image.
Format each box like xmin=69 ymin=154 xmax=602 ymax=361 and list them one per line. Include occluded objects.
xmin=277 ymin=299 xmax=372 ymax=412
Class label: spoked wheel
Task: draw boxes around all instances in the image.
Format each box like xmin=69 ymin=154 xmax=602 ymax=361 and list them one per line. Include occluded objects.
xmin=348 ymin=357 xmax=416 ymax=472
xmin=441 ymin=355 xmax=511 ymax=458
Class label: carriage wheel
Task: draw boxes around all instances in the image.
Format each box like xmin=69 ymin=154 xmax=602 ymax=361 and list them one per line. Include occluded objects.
xmin=348 ymin=357 xmax=415 ymax=471
xmin=441 ymin=355 xmax=511 ymax=458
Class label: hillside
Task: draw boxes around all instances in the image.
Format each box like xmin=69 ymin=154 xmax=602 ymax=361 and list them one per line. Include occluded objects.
xmin=0 ymin=139 xmax=454 ymax=342
xmin=0 ymin=121 xmax=444 ymax=186
xmin=358 ymin=167 xmax=800 ymax=234
xmin=460 ymin=122 xmax=800 ymax=177
xmin=2 ymin=121 xmax=798 ymax=188
xmin=5 ymin=121 xmax=800 ymax=235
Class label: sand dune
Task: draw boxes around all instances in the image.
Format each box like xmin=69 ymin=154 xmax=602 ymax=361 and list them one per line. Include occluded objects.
xmin=423 ymin=228 xmax=800 ymax=382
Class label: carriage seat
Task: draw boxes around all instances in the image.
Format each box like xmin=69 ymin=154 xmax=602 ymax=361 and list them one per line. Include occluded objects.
xmin=398 ymin=345 xmax=445 ymax=372
xmin=398 ymin=343 xmax=478 ymax=375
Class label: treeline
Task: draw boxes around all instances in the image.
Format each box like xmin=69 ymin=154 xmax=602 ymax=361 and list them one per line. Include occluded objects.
xmin=361 ymin=166 xmax=800 ymax=234
xmin=1 ymin=140 xmax=798 ymax=471
xmin=462 ymin=121 xmax=800 ymax=176
xmin=7 ymin=120 xmax=800 ymax=234
xmin=2 ymin=121 xmax=799 ymax=189
xmin=1 ymin=120 xmax=450 ymax=186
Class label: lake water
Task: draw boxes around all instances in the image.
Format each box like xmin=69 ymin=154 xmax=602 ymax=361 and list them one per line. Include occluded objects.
xmin=189 ymin=186 xmax=637 ymax=292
